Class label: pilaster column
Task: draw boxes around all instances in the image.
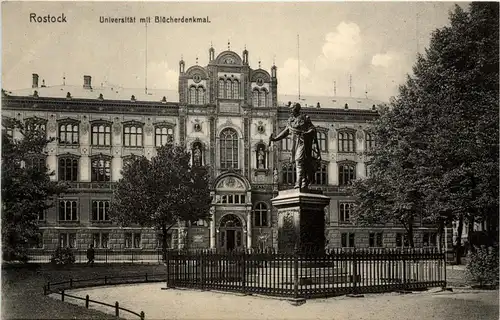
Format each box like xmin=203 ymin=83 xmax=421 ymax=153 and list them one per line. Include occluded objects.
xmin=209 ymin=204 xmax=216 ymax=249
xmin=246 ymin=207 xmax=252 ymax=249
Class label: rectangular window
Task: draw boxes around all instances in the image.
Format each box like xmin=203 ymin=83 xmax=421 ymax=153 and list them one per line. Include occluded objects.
xmin=339 ymin=164 xmax=356 ymax=186
xmin=156 ymin=233 xmax=173 ymax=249
xmin=92 ymin=200 xmax=110 ymax=221
xmin=216 ymin=194 xmax=246 ymax=204
xmin=339 ymin=202 xmax=354 ymax=222
xmin=423 ymin=232 xmax=437 ymax=247
xmin=37 ymin=209 xmax=46 ymax=221
xmin=123 ymin=125 xmax=143 ymax=147
xmin=124 ymin=232 xmax=142 ymax=248
xmin=93 ymin=233 xmax=109 ymax=248
xmin=91 ymin=158 xmax=111 ymax=182
xmin=341 ymin=233 xmax=355 ymax=248
xmin=91 ymin=124 xmax=111 ymax=146
xmin=59 ymin=233 xmax=76 ymax=248
xmin=396 ymin=233 xmax=409 ymax=247
xmin=59 ymin=200 xmax=78 ymax=221
xmin=58 ymin=157 xmax=79 ymax=182
xmin=369 ymin=232 xmax=383 ymax=247
xmin=59 ymin=123 xmax=79 ymax=145
xmin=155 ymin=127 xmax=174 ymax=147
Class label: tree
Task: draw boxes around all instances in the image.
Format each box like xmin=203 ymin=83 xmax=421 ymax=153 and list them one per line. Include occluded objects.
xmin=1 ymin=118 xmax=67 ymax=262
xmin=350 ymin=3 xmax=499 ymax=256
xmin=110 ymin=145 xmax=212 ymax=260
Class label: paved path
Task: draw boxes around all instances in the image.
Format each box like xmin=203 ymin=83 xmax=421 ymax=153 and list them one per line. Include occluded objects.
xmin=59 ymin=283 xmax=498 ymax=320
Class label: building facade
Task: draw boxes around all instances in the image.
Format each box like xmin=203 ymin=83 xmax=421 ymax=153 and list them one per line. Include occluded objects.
xmin=2 ymin=46 xmax=439 ymax=252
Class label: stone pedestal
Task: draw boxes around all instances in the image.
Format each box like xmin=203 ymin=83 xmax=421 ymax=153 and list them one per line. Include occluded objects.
xmin=271 ymin=189 xmax=330 ymax=253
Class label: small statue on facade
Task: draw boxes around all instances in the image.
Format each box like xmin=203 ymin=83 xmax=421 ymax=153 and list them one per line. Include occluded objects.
xmin=269 ymin=102 xmax=321 ymax=189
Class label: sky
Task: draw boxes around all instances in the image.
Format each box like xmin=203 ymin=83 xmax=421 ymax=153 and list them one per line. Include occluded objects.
xmin=2 ymin=1 xmax=467 ymax=102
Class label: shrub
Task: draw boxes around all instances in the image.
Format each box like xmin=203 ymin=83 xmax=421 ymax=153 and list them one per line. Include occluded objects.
xmin=465 ymin=246 xmax=499 ymax=287
xmin=50 ymin=247 xmax=76 ymax=265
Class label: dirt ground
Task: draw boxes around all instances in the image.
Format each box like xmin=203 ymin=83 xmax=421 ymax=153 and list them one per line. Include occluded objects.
xmin=62 ymin=282 xmax=499 ymax=320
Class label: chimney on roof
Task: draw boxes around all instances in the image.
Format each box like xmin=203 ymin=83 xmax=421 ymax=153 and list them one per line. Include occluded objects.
xmin=32 ymin=74 xmax=39 ymax=88
xmin=41 ymin=79 xmax=46 ymax=88
xmin=83 ymin=75 xmax=92 ymax=90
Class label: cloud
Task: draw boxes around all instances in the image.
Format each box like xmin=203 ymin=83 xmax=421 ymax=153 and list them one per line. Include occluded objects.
xmin=371 ymin=53 xmax=394 ymax=68
xmin=319 ymin=22 xmax=363 ymax=72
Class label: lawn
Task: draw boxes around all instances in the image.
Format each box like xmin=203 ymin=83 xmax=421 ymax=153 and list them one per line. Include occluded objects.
xmin=1 ymin=263 xmax=167 ymax=320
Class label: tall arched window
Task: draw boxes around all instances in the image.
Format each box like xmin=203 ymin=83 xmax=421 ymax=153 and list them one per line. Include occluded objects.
xmin=188 ymin=86 xmax=197 ymax=104
xmin=282 ymin=162 xmax=296 ymax=185
xmin=91 ymin=122 xmax=111 ymax=146
xmin=59 ymin=122 xmax=79 ymax=145
xmin=123 ymin=123 xmax=143 ymax=147
xmin=218 ymin=79 xmax=224 ymax=98
xmin=314 ymin=162 xmax=328 ymax=185
xmin=155 ymin=126 xmax=174 ymax=147
xmin=252 ymin=89 xmax=259 ymax=106
xmin=192 ymin=142 xmax=203 ymax=167
xmin=91 ymin=156 xmax=111 ymax=182
xmin=365 ymin=132 xmax=374 ymax=152
xmin=318 ymin=131 xmax=328 ymax=152
xmin=58 ymin=155 xmax=79 ymax=181
xmin=225 ymin=80 xmax=231 ymax=98
xmin=220 ymin=128 xmax=238 ymax=169
xmin=338 ymin=162 xmax=356 ymax=186
xmin=338 ymin=131 xmax=355 ymax=153
xmin=254 ymin=202 xmax=268 ymax=227
xmin=232 ymin=80 xmax=239 ymax=99
xmin=197 ymin=87 xmax=206 ymax=105
xmin=259 ymin=90 xmax=267 ymax=107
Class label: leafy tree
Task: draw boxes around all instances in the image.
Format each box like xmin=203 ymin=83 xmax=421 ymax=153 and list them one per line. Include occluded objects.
xmin=110 ymin=145 xmax=212 ymax=260
xmin=350 ymin=3 xmax=498 ymax=255
xmin=1 ymin=118 xmax=67 ymax=262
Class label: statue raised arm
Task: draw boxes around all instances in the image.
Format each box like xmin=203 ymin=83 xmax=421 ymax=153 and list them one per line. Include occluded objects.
xmin=269 ymin=102 xmax=321 ymax=189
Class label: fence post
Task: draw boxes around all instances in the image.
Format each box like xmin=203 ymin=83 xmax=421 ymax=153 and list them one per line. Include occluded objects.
xmin=85 ymin=295 xmax=89 ymax=308
xmin=47 ymin=282 xmax=51 ymax=292
xmin=115 ymin=301 xmax=119 ymax=317
xmin=43 ymin=285 xmax=46 ymax=295
xmin=140 ymin=311 xmax=145 ymax=320
xmin=104 ymin=276 xmax=107 ymax=285
xmin=70 ymin=278 xmax=73 ymax=288
xmin=61 ymin=290 xmax=65 ymax=302
xmin=402 ymin=249 xmax=407 ymax=289
xmin=241 ymin=250 xmax=246 ymax=292
xmin=442 ymin=249 xmax=447 ymax=289
xmin=106 ymin=249 xmax=108 ymax=264
xmin=353 ymin=248 xmax=358 ymax=294
xmin=293 ymin=247 xmax=299 ymax=299
xmin=145 ymin=273 xmax=148 ymax=282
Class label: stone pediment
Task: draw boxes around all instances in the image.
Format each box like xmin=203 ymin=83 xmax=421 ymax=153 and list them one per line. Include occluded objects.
xmin=216 ymin=176 xmax=245 ymax=191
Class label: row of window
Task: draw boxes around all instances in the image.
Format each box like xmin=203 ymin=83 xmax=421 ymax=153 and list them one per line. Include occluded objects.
xmin=281 ymin=131 xmax=375 ymax=153
xmin=19 ymin=119 xmax=175 ymax=148
xmin=340 ymin=232 xmax=438 ymax=248
xmin=55 ymin=198 xmax=272 ymax=227
xmin=58 ymin=232 xmax=141 ymax=249
xmin=188 ymin=86 xmax=206 ymax=105
xmin=58 ymin=200 xmax=111 ymax=221
xmin=282 ymin=162 xmax=358 ymax=186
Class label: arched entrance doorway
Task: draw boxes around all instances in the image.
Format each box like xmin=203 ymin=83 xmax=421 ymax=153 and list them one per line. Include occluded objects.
xmin=219 ymin=214 xmax=243 ymax=251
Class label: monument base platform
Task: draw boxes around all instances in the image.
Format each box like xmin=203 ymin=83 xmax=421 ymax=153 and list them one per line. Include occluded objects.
xmin=271 ymin=188 xmax=330 ymax=254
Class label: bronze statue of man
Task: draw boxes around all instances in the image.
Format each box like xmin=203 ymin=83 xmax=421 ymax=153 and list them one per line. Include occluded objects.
xmin=269 ymin=102 xmax=321 ymax=189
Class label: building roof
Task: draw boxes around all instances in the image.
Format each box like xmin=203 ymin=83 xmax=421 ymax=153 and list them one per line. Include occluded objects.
xmin=278 ymin=94 xmax=384 ymax=111
xmin=4 ymin=85 xmax=179 ymax=103
xmin=4 ymin=86 xmax=385 ymax=110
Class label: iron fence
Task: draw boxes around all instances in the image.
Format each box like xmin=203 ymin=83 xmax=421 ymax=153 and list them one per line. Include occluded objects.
xmin=165 ymin=248 xmax=446 ymax=299
xmin=27 ymin=248 xmax=164 ymax=264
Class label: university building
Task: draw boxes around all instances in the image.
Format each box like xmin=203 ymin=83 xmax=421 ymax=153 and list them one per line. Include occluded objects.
xmin=2 ymin=46 xmax=439 ymax=252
